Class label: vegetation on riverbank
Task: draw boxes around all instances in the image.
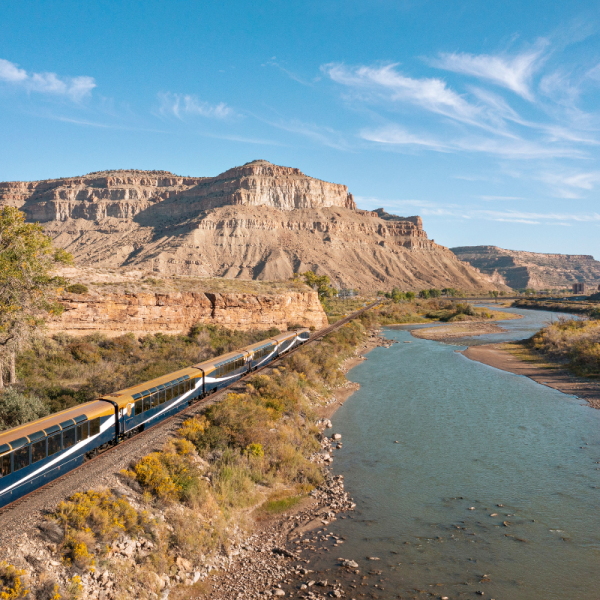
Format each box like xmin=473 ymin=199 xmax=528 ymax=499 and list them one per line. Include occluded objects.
xmin=41 ymin=318 xmax=369 ymax=599
xmin=512 ymin=298 xmax=600 ymax=318
xmin=522 ymin=318 xmax=600 ymax=377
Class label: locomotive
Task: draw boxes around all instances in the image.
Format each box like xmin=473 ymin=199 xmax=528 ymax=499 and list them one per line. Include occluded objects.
xmin=0 ymin=328 xmax=310 ymax=509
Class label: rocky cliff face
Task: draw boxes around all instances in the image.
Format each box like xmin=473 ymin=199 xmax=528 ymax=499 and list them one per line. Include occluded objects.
xmin=452 ymin=246 xmax=600 ymax=290
xmin=49 ymin=290 xmax=327 ymax=337
xmin=1 ymin=161 xmax=501 ymax=292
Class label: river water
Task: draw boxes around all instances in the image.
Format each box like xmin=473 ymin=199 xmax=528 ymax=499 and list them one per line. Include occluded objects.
xmin=309 ymin=308 xmax=600 ymax=600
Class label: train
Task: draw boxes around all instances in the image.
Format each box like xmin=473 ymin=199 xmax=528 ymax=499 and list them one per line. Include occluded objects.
xmin=0 ymin=328 xmax=311 ymax=509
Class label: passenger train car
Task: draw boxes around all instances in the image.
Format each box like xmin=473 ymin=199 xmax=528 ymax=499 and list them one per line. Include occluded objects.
xmin=0 ymin=328 xmax=310 ymax=508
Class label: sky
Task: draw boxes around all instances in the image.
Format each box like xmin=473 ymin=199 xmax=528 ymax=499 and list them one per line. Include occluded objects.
xmin=1 ymin=0 xmax=600 ymax=256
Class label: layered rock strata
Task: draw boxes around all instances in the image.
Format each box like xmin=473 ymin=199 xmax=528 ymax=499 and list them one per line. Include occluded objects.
xmin=48 ymin=290 xmax=327 ymax=337
xmin=1 ymin=161 xmax=501 ymax=292
xmin=452 ymin=245 xmax=600 ymax=290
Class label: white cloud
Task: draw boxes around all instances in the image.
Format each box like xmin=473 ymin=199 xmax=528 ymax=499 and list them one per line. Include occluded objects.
xmin=360 ymin=125 xmax=448 ymax=150
xmin=322 ymin=62 xmax=494 ymax=131
xmin=361 ymin=124 xmax=583 ymax=159
xmin=0 ymin=58 xmax=95 ymax=100
xmin=158 ymin=92 xmax=233 ymax=119
xmin=430 ymin=41 xmax=548 ymax=101
xmin=537 ymin=170 xmax=600 ymax=197
xmin=0 ymin=58 xmax=27 ymax=82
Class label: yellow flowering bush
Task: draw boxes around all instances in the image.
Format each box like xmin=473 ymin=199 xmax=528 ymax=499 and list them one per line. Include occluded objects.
xmin=0 ymin=562 xmax=29 ymax=600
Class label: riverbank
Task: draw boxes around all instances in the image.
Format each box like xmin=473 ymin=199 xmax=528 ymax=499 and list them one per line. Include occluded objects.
xmin=462 ymin=342 xmax=600 ymax=409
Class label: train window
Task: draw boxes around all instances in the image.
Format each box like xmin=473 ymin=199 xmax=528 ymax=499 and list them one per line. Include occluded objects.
xmin=31 ymin=439 xmax=47 ymax=464
xmin=143 ymin=396 xmax=151 ymax=412
xmin=150 ymin=392 xmax=158 ymax=408
xmin=134 ymin=399 xmax=143 ymax=416
xmin=63 ymin=427 xmax=76 ymax=450
xmin=48 ymin=432 xmax=61 ymax=456
xmin=89 ymin=418 xmax=101 ymax=437
xmin=166 ymin=386 xmax=172 ymax=401
xmin=13 ymin=446 xmax=29 ymax=472
xmin=0 ymin=453 xmax=11 ymax=476
xmin=77 ymin=421 xmax=89 ymax=442
xmin=159 ymin=389 xmax=166 ymax=404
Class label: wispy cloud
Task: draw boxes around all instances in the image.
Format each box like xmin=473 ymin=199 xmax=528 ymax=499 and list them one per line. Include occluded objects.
xmin=158 ymin=92 xmax=234 ymax=120
xmin=360 ymin=124 xmax=583 ymax=159
xmin=0 ymin=58 xmax=96 ymax=101
xmin=430 ymin=40 xmax=548 ymax=101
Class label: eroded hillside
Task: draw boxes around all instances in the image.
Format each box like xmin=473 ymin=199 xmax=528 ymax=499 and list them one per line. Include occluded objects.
xmin=0 ymin=160 xmax=502 ymax=292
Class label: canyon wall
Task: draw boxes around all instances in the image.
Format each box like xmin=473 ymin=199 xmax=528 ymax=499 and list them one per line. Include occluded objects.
xmin=452 ymin=245 xmax=600 ymax=290
xmin=49 ymin=290 xmax=328 ymax=337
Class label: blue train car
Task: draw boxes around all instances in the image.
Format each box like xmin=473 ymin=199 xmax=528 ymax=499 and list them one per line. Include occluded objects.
xmin=197 ymin=350 xmax=251 ymax=394
xmin=102 ymin=367 xmax=204 ymax=436
xmin=245 ymin=339 xmax=278 ymax=371
xmin=273 ymin=328 xmax=310 ymax=355
xmin=0 ymin=401 xmax=115 ymax=508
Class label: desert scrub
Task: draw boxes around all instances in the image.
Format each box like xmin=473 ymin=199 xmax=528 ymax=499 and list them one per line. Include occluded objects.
xmin=51 ymin=489 xmax=154 ymax=570
xmin=529 ymin=318 xmax=600 ymax=376
xmin=0 ymin=562 xmax=29 ymax=600
xmin=131 ymin=439 xmax=207 ymax=504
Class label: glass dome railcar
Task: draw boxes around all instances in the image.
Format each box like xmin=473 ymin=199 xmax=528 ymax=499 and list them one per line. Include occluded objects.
xmin=0 ymin=401 xmax=115 ymax=508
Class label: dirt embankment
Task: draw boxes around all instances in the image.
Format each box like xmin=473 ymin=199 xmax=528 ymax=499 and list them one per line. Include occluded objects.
xmin=461 ymin=343 xmax=600 ymax=409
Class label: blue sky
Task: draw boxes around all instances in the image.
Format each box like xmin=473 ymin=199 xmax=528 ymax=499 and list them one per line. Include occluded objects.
xmin=1 ymin=0 xmax=600 ymax=255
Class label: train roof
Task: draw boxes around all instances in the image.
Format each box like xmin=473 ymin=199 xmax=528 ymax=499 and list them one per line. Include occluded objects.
xmin=243 ymin=338 xmax=278 ymax=353
xmin=194 ymin=349 xmax=249 ymax=373
xmin=102 ymin=366 xmax=203 ymax=409
xmin=271 ymin=330 xmax=301 ymax=343
xmin=0 ymin=400 xmax=113 ymax=454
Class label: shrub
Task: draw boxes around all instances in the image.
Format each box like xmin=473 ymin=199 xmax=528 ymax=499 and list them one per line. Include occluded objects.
xmin=0 ymin=562 xmax=29 ymax=599
xmin=52 ymin=489 xmax=145 ymax=542
xmin=0 ymin=388 xmax=49 ymax=430
xmin=66 ymin=284 xmax=88 ymax=295
xmin=245 ymin=443 xmax=264 ymax=458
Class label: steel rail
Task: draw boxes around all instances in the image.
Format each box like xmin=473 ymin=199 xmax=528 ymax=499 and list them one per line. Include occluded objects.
xmin=0 ymin=301 xmax=380 ymax=517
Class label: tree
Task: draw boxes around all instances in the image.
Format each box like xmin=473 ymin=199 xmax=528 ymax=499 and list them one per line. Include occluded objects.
xmin=0 ymin=207 xmax=72 ymax=386
xmin=419 ymin=289 xmax=431 ymax=299
xmin=428 ymin=288 xmax=441 ymax=298
xmin=391 ymin=287 xmax=404 ymax=303
xmin=405 ymin=291 xmax=415 ymax=302
xmin=300 ymin=271 xmax=338 ymax=301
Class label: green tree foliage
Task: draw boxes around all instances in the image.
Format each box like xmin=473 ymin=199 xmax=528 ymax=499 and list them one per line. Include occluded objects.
xmin=419 ymin=289 xmax=431 ymax=299
xmin=405 ymin=291 xmax=415 ymax=302
xmin=298 ymin=271 xmax=338 ymax=301
xmin=0 ymin=387 xmax=49 ymax=430
xmin=0 ymin=207 xmax=72 ymax=374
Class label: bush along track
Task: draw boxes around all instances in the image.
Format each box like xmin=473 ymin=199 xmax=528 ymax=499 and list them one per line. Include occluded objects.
xmin=0 ymin=315 xmax=384 ymax=600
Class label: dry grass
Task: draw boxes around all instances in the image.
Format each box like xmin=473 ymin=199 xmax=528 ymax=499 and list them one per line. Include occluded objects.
xmin=56 ymin=266 xmax=311 ymax=296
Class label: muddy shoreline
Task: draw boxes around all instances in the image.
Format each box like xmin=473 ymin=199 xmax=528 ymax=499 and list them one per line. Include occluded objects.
xmin=461 ymin=343 xmax=600 ymax=410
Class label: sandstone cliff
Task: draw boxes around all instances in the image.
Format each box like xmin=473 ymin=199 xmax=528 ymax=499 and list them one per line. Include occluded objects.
xmin=1 ymin=160 xmax=500 ymax=292
xmin=452 ymin=245 xmax=600 ymax=290
xmin=49 ymin=289 xmax=327 ymax=337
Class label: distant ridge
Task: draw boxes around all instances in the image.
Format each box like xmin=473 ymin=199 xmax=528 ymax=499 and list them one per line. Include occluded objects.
xmin=452 ymin=245 xmax=600 ymax=290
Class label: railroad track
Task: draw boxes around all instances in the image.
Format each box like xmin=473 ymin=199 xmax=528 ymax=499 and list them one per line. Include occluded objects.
xmin=0 ymin=301 xmax=380 ymax=531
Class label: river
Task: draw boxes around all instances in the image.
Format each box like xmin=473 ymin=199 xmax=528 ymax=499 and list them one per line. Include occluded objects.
xmin=309 ymin=307 xmax=600 ymax=599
